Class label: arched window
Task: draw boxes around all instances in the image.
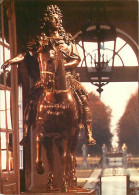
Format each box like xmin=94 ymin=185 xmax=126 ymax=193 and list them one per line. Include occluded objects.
xmin=76 ymin=36 xmax=138 ymax=67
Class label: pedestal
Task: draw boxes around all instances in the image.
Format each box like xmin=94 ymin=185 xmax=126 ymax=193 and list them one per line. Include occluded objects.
xmin=23 ymin=189 xmax=96 ymax=195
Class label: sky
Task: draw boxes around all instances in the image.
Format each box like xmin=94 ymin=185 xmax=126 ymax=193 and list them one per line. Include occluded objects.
xmin=82 ymin=82 xmax=138 ymax=149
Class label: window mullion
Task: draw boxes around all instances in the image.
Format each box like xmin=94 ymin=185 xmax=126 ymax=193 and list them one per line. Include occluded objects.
xmin=6 ymin=132 xmax=9 ymax=172
xmin=116 ymin=42 xmax=127 ymax=55
xmin=0 ymin=40 xmax=10 ymax=49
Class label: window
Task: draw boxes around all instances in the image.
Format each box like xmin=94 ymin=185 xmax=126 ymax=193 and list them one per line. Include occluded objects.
xmin=0 ymin=2 xmax=23 ymax=173
xmin=0 ymin=3 xmax=14 ymax=172
xmin=77 ymin=37 xmax=138 ymax=67
xmin=0 ymin=2 xmax=20 ymax=193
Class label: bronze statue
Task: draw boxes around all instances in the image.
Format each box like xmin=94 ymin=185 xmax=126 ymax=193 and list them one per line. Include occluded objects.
xmin=1 ymin=5 xmax=96 ymax=191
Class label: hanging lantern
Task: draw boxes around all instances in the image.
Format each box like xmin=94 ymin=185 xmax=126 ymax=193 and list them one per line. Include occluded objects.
xmin=78 ymin=5 xmax=117 ymax=96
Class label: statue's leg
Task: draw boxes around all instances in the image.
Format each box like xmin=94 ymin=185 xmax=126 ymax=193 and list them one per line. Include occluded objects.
xmin=69 ymin=153 xmax=77 ymax=187
xmin=35 ymin=132 xmax=45 ymax=174
xmin=20 ymin=85 xmax=43 ymax=146
xmin=43 ymin=137 xmax=55 ymax=190
xmin=69 ymin=78 xmax=96 ymax=145
xmin=69 ymin=130 xmax=80 ymax=188
xmin=79 ymin=94 xmax=96 ymax=145
xmin=55 ymin=138 xmax=68 ymax=175
xmin=58 ymin=139 xmax=69 ymax=192
xmin=20 ymin=99 xmax=33 ymax=146
xmin=74 ymin=91 xmax=84 ymax=129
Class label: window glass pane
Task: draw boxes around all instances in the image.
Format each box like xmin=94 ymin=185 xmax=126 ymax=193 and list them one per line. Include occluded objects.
xmin=1 ymin=150 xmax=7 ymax=170
xmin=114 ymin=55 xmax=123 ymax=66
xmin=8 ymin=133 xmax=13 ymax=170
xmin=84 ymin=42 xmax=98 ymax=53
xmin=105 ymin=41 xmax=114 ymax=50
xmin=1 ymin=132 xmax=6 ymax=149
xmin=4 ymin=47 xmax=10 ymax=62
xmin=0 ymin=43 xmax=4 ymax=84
xmin=0 ymin=90 xmax=5 ymax=110
xmin=7 ymin=109 xmax=12 ymax=129
xmin=115 ymin=37 xmax=126 ymax=52
xmin=0 ymin=43 xmax=3 ymax=66
xmin=6 ymin=90 xmax=10 ymax=108
xmin=4 ymin=47 xmax=11 ymax=87
xmin=19 ymin=146 xmax=23 ymax=169
xmin=6 ymin=90 xmax=12 ymax=129
xmin=6 ymin=71 xmax=11 ymax=87
xmin=118 ymin=44 xmax=138 ymax=66
xmin=4 ymin=6 xmax=9 ymax=45
xmin=0 ymin=71 xmax=4 ymax=85
xmin=0 ymin=110 xmax=6 ymax=128
xmin=0 ymin=5 xmax=1 ymax=29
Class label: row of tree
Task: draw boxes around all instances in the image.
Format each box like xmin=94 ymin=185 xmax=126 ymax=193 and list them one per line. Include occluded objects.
xmin=76 ymin=90 xmax=138 ymax=156
xmin=117 ymin=90 xmax=139 ymax=154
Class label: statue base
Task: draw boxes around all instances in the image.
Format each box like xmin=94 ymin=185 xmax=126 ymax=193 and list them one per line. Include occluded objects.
xmin=23 ymin=189 xmax=96 ymax=194
xmin=24 ymin=186 xmax=96 ymax=194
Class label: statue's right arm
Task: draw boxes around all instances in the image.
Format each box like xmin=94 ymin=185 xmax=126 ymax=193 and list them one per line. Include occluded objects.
xmin=1 ymin=52 xmax=27 ymax=70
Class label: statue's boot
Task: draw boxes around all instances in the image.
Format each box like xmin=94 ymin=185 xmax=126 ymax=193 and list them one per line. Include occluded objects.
xmin=86 ymin=122 xmax=96 ymax=145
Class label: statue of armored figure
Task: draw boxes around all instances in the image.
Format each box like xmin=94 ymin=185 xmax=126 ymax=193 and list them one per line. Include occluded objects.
xmin=2 ymin=5 xmax=96 ymax=146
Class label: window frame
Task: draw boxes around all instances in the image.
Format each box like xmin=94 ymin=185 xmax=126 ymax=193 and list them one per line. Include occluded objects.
xmin=0 ymin=2 xmax=14 ymax=174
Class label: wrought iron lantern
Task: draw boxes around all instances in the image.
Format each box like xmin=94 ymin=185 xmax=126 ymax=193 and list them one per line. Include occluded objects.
xmin=78 ymin=7 xmax=117 ymax=96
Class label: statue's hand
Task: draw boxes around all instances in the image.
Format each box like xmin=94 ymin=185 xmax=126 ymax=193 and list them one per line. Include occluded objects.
xmin=1 ymin=60 xmax=10 ymax=71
